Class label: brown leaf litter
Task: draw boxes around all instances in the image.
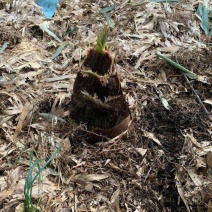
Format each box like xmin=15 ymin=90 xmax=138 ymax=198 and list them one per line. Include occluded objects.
xmin=0 ymin=0 xmax=212 ymax=211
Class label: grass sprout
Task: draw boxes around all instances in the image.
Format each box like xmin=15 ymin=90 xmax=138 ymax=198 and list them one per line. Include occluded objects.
xmin=95 ymin=28 xmax=108 ymax=53
xmin=24 ymin=146 xmax=61 ymax=211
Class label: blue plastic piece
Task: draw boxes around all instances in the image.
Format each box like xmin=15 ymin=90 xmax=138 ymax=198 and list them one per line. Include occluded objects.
xmin=36 ymin=0 xmax=59 ymax=19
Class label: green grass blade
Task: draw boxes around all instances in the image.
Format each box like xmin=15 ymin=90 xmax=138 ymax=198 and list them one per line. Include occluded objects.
xmin=31 ymin=145 xmax=61 ymax=186
xmin=104 ymin=13 xmax=115 ymax=29
xmin=39 ymin=112 xmax=66 ymax=123
xmin=24 ymin=146 xmax=61 ymax=211
xmin=0 ymin=42 xmax=9 ymax=53
xmin=39 ymin=23 xmax=62 ymax=42
xmin=196 ymin=3 xmax=211 ymax=36
xmin=99 ymin=5 xmax=115 ymax=14
xmin=156 ymin=52 xmax=197 ymax=80
xmin=52 ymin=41 xmax=69 ymax=59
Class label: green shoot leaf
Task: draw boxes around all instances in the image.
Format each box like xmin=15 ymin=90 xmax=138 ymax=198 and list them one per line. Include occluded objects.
xmin=95 ymin=28 xmax=108 ymax=53
xmin=82 ymin=70 xmax=99 ymax=78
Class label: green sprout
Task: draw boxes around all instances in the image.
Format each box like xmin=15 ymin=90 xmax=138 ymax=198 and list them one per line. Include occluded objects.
xmin=95 ymin=28 xmax=108 ymax=53
xmin=24 ymin=146 xmax=61 ymax=211
xmin=82 ymin=70 xmax=99 ymax=78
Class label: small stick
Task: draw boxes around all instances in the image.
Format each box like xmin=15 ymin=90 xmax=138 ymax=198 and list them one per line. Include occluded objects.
xmin=175 ymin=57 xmax=212 ymax=120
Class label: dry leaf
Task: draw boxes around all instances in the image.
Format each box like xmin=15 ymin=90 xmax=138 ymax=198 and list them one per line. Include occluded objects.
xmin=206 ymin=152 xmax=212 ymax=168
xmin=175 ymin=173 xmax=191 ymax=212
xmin=75 ymin=173 xmax=111 ymax=182
xmin=111 ymin=188 xmax=120 ymax=212
xmin=93 ymin=115 xmax=131 ymax=139
xmin=208 ymin=201 xmax=212 ymax=212
xmin=14 ymin=102 xmax=32 ymax=138
xmin=142 ymin=130 xmax=162 ymax=146
xmin=204 ymin=99 xmax=212 ymax=105
xmin=195 ymin=156 xmax=207 ymax=169
xmin=187 ymin=168 xmax=203 ymax=186
xmin=184 ymin=131 xmax=203 ymax=149
xmin=15 ymin=203 xmax=24 ymax=212
xmin=135 ymin=148 xmax=147 ymax=156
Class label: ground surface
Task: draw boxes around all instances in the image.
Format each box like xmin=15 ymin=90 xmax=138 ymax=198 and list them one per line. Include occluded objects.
xmin=0 ymin=0 xmax=212 ymax=211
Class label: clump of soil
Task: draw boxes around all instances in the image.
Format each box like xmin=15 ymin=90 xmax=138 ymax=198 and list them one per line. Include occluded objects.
xmin=69 ymin=29 xmax=131 ymax=139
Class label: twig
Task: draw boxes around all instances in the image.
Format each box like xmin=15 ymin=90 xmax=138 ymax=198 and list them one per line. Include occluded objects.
xmin=144 ymin=166 xmax=152 ymax=183
xmin=175 ymin=57 xmax=212 ymax=120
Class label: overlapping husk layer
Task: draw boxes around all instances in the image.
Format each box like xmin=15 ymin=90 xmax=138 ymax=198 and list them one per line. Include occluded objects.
xmin=70 ymin=47 xmax=131 ymax=140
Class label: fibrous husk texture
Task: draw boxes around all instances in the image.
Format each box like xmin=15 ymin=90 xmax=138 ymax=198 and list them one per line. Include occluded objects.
xmin=70 ymin=41 xmax=130 ymax=136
